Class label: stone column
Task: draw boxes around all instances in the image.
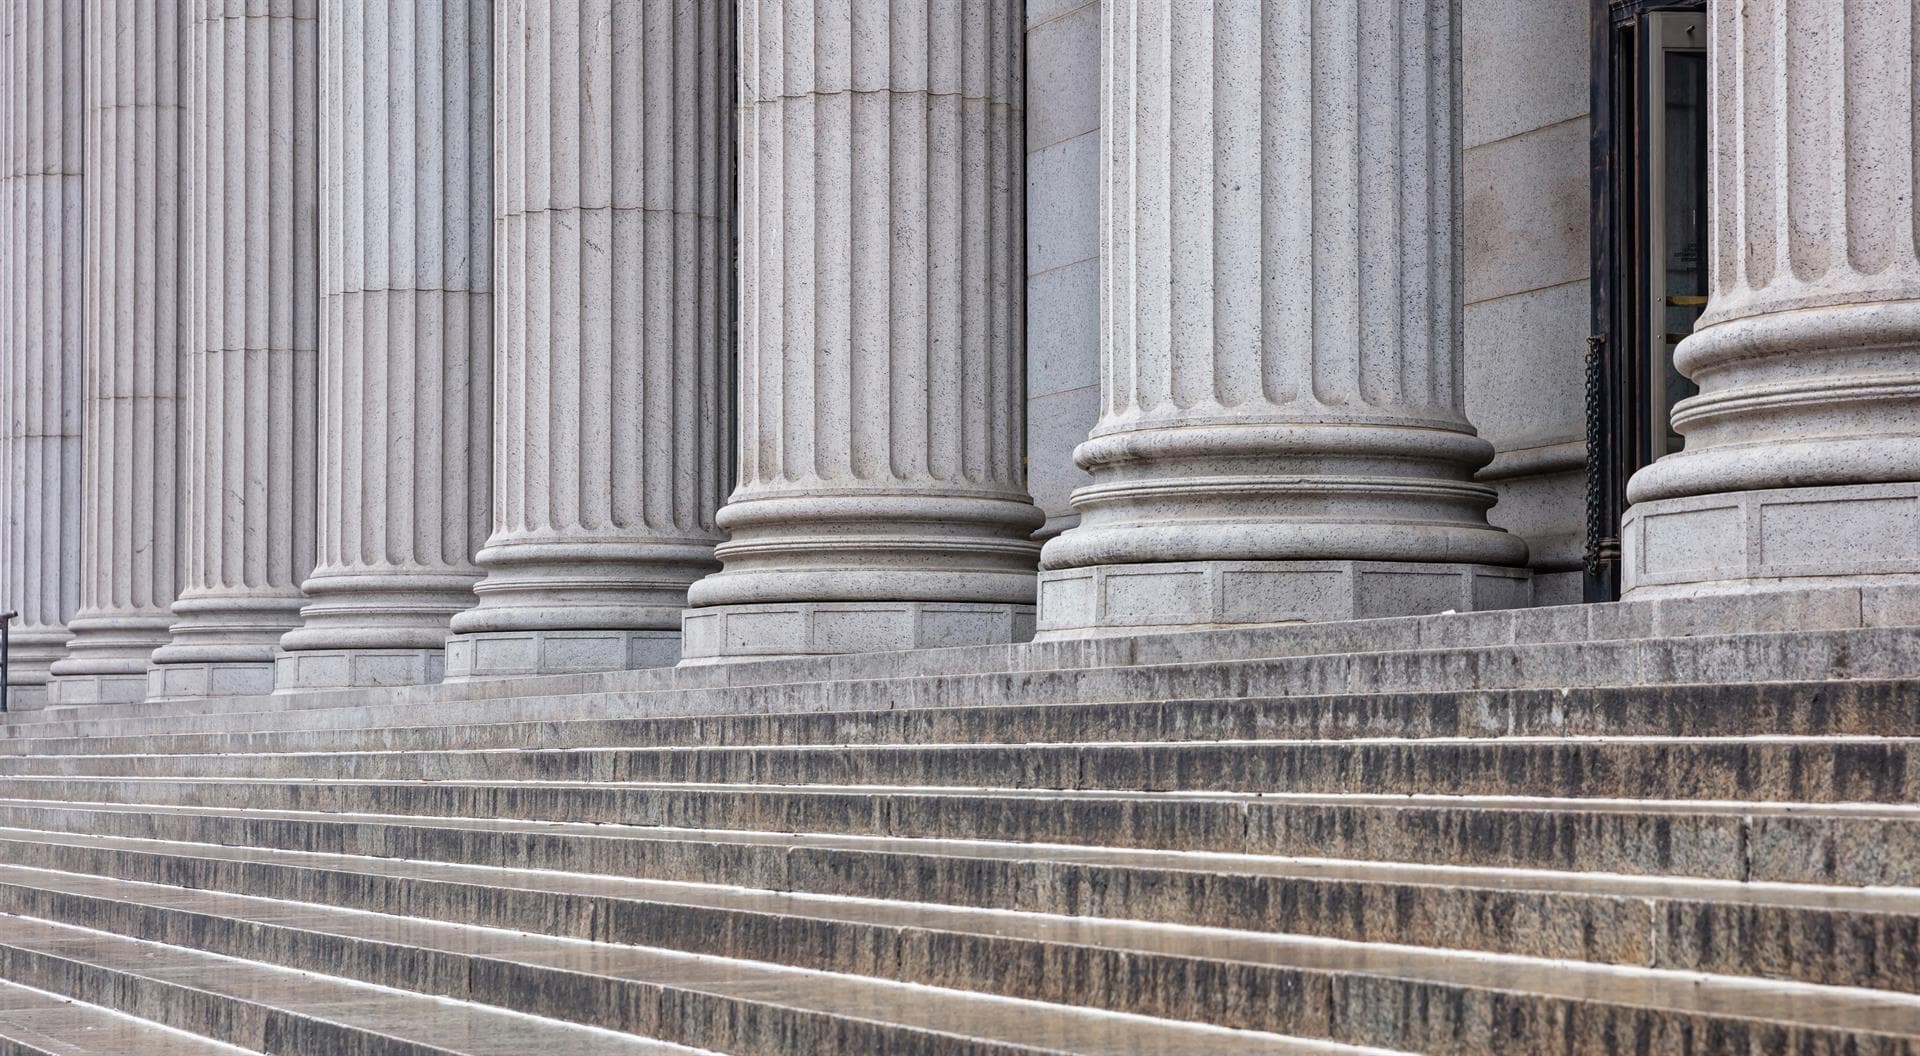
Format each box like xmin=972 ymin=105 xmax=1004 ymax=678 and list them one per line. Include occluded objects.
xmin=1034 ymin=0 xmax=1529 ymax=638
xmin=1623 ymin=0 xmax=1920 ymax=597
xmin=443 ymin=0 xmax=733 ymax=679
xmin=148 ymin=0 xmax=319 ymax=700
xmin=0 ymin=2 xmax=84 ymax=709
xmin=679 ymin=0 xmax=1043 ymax=663
xmin=49 ymin=1 xmax=190 ymax=706
xmin=275 ymin=0 xmax=492 ymax=692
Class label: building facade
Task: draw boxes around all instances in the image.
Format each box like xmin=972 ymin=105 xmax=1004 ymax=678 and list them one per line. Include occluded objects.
xmin=0 ymin=0 xmax=1915 ymax=708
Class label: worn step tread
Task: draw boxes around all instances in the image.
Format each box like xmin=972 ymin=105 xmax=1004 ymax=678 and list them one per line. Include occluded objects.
xmin=3 ymin=779 xmax=1915 ymax=889
xmin=0 ymin=805 xmax=1906 ymax=918
xmin=0 ymin=853 xmax=1913 ymax=1051
xmin=0 ymin=864 xmax=1407 ymax=1056
xmin=13 ymin=625 xmax=1920 ymax=746
xmin=0 ymin=913 xmax=716 ymax=1055
xmin=10 ymin=680 xmax=1917 ymax=758
xmin=5 ymin=736 xmax=1910 ymax=806
xmin=0 ymin=820 xmax=1914 ymax=1028
xmin=0 ymin=977 xmax=255 ymax=1056
xmin=8 ymin=781 xmax=1914 ymax=819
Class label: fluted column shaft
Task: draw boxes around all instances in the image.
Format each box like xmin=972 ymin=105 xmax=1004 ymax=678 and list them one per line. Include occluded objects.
xmin=49 ymin=1 xmax=190 ymax=706
xmin=443 ymin=0 xmax=732 ymax=678
xmin=0 ymin=3 xmax=84 ymax=708
xmin=149 ymin=0 xmax=319 ymax=700
xmin=276 ymin=0 xmax=491 ymax=691
xmin=679 ymin=0 xmax=1042 ymax=662
xmin=1035 ymin=0 xmax=1527 ymax=636
xmin=1624 ymin=0 xmax=1920 ymax=596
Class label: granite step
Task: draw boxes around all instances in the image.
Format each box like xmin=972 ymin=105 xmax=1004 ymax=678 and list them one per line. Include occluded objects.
xmin=0 ymin=977 xmax=256 ymax=1056
xmin=7 ymin=680 xmax=1915 ymax=758
xmin=11 ymin=626 xmax=1920 ymax=747
xmin=16 ymin=587 xmax=1895 ymax=730
xmin=0 ymin=846 xmax=1909 ymax=1055
xmin=0 ymin=866 xmax=1407 ymax=1056
xmin=0 ymin=912 xmax=718 ymax=1055
xmin=0 ymin=816 xmax=1911 ymax=994
xmin=1 ymin=736 xmax=1911 ymax=804
xmin=0 ymin=789 xmax=1916 ymax=888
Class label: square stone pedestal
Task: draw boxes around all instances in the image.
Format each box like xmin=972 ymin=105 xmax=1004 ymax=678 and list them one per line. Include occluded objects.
xmin=679 ymin=602 xmax=1036 ymax=664
xmin=442 ymin=629 xmax=682 ymax=682
xmin=273 ymin=649 xmax=447 ymax=693
xmin=146 ymin=662 xmax=276 ymax=702
xmin=44 ymin=671 xmax=148 ymax=706
xmin=1622 ymin=482 xmax=1920 ymax=599
xmin=1034 ymin=560 xmax=1533 ymax=640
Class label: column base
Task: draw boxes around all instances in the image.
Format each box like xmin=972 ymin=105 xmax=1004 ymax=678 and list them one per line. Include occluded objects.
xmin=146 ymin=661 xmax=276 ymax=702
xmin=1 ymin=631 xmax=68 ymax=710
xmin=679 ymin=601 xmax=1036 ymax=664
xmin=1622 ymin=481 xmax=1920 ymax=599
xmin=442 ymin=629 xmax=681 ymax=682
xmin=1034 ymin=560 xmax=1533 ymax=640
xmin=45 ymin=671 xmax=149 ymax=706
xmin=273 ymin=648 xmax=446 ymax=693
xmin=1 ymin=684 xmax=48 ymax=712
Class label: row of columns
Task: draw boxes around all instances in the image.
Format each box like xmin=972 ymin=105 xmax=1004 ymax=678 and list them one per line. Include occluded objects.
xmin=3 ymin=1 xmax=1916 ymax=705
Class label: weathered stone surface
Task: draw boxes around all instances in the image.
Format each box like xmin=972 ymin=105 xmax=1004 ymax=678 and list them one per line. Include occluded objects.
xmin=0 ymin=1 xmax=85 ymax=710
xmin=1625 ymin=0 xmax=1920 ymax=598
xmin=48 ymin=1 xmax=190 ymax=708
xmin=1 ymin=597 xmax=1918 ymax=1052
xmin=680 ymin=0 xmax=1046 ymax=662
xmin=275 ymin=0 xmax=494 ymax=692
xmin=444 ymin=0 xmax=735 ymax=680
xmin=147 ymin=0 xmax=321 ymax=701
xmin=1036 ymin=0 xmax=1529 ymax=638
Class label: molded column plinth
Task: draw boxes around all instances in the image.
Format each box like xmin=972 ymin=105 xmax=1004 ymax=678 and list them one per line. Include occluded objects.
xmin=443 ymin=0 xmax=733 ymax=680
xmin=1623 ymin=1 xmax=1920 ymax=598
xmin=50 ymin=1 xmax=189 ymax=706
xmin=0 ymin=2 xmax=85 ymax=709
xmin=148 ymin=1 xmax=320 ymax=701
xmin=679 ymin=0 xmax=1044 ymax=664
xmin=274 ymin=0 xmax=493 ymax=693
xmin=1034 ymin=0 xmax=1527 ymax=640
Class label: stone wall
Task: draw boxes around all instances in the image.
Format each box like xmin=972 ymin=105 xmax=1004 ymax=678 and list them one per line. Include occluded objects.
xmin=1462 ymin=0 xmax=1593 ymax=604
xmin=1024 ymin=0 xmax=1100 ymax=542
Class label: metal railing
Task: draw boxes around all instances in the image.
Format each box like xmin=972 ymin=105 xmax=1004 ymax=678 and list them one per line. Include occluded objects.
xmin=0 ymin=611 xmax=15 ymax=712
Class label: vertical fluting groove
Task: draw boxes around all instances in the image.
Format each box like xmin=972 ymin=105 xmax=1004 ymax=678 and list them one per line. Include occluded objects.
xmin=0 ymin=0 xmax=85 ymax=701
xmin=279 ymin=0 xmax=492 ymax=668
xmin=1101 ymin=0 xmax=1463 ymax=425
xmin=53 ymin=0 xmax=190 ymax=701
xmin=450 ymin=0 xmax=733 ymax=642
xmin=1911 ymin=0 xmax=1920 ymax=264
xmin=686 ymin=0 xmax=1040 ymax=618
xmin=152 ymin=0 xmax=319 ymax=675
xmin=1627 ymin=0 xmax=1920 ymax=505
xmin=1693 ymin=0 xmax=1920 ymax=328
xmin=1040 ymin=0 xmax=1523 ymax=578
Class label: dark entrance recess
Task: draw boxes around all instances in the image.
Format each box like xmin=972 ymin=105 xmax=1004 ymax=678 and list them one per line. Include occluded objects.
xmin=1586 ymin=0 xmax=1709 ymax=602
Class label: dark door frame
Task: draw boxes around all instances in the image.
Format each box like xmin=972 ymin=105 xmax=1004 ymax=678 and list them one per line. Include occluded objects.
xmin=1585 ymin=0 xmax=1708 ymax=602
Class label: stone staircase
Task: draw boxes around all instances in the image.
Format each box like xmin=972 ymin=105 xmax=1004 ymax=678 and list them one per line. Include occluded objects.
xmin=0 ymin=590 xmax=1912 ymax=1054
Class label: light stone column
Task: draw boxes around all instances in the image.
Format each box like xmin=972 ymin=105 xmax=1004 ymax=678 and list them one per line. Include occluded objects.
xmin=148 ymin=0 xmax=320 ymax=700
xmin=0 ymin=3 xmax=84 ymax=709
xmin=275 ymin=0 xmax=492 ymax=692
xmin=442 ymin=0 xmax=733 ymax=679
xmin=49 ymin=1 xmax=190 ymax=706
xmin=1623 ymin=0 xmax=1920 ymax=597
xmin=678 ymin=0 xmax=1044 ymax=663
xmin=1033 ymin=0 xmax=1529 ymax=638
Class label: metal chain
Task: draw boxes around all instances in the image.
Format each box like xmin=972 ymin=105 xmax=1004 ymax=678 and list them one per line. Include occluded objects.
xmin=1583 ymin=335 xmax=1606 ymax=578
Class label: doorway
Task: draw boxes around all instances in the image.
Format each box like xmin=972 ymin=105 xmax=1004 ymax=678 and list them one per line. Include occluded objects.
xmin=1586 ymin=0 xmax=1709 ymax=601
